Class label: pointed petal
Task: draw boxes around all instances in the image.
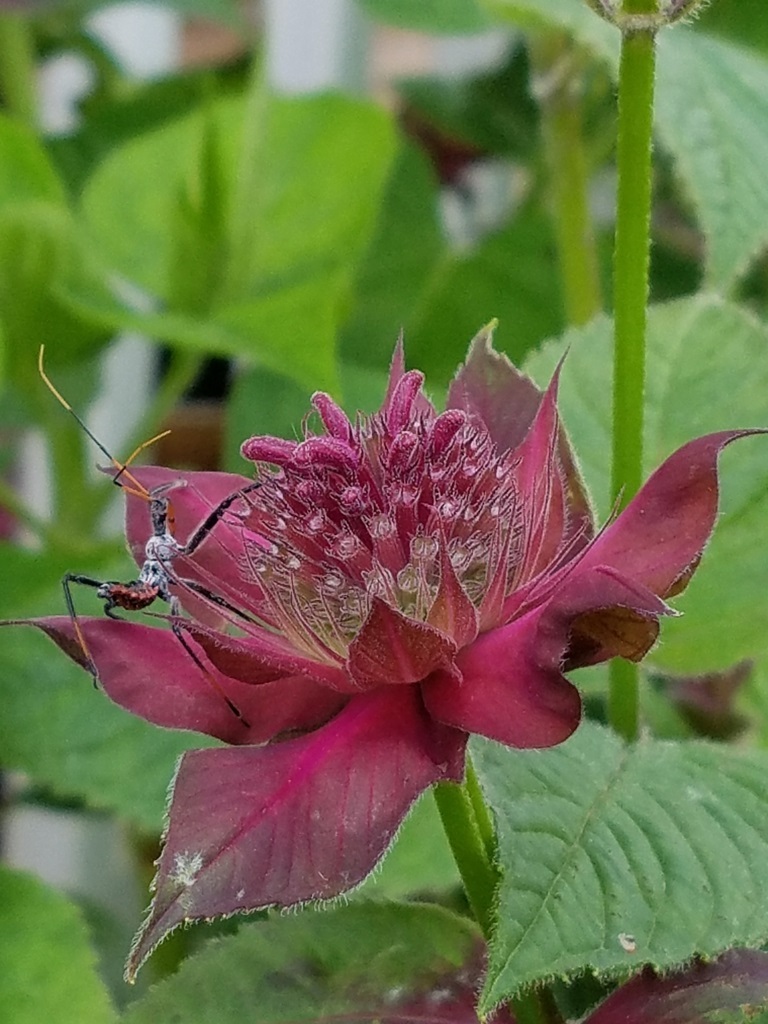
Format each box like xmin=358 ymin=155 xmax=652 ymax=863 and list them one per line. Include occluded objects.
xmin=423 ymin=566 xmax=671 ymax=748
xmin=126 ymin=687 xmax=466 ymax=979
xmin=347 ymin=598 xmax=458 ymax=689
xmin=182 ymin=620 xmax=351 ymax=691
xmin=427 ymin=544 xmax=479 ymax=648
xmin=510 ymin=366 xmax=566 ymax=582
xmin=578 ymin=431 xmax=763 ymax=598
xmin=449 ymin=333 xmax=593 ymax=556
xmin=18 ymin=617 xmax=342 ymax=745
xmin=447 ymin=322 xmax=542 ymax=454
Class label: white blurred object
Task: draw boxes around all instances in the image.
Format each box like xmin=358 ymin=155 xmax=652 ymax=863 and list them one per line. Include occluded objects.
xmin=434 ymin=29 xmax=510 ymax=78
xmin=89 ymin=2 xmax=181 ymax=77
xmin=38 ymin=53 xmax=94 ymax=135
xmin=264 ymin=0 xmax=368 ymax=93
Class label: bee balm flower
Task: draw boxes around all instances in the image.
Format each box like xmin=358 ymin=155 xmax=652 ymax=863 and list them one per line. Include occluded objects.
xmin=18 ymin=327 xmax=752 ymax=975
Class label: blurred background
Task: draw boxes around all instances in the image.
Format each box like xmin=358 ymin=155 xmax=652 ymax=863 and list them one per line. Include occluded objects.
xmin=0 ymin=0 xmax=766 ymax=1005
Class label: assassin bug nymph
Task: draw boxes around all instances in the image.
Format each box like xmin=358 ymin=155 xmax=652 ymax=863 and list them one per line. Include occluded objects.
xmin=39 ymin=346 xmax=260 ymax=725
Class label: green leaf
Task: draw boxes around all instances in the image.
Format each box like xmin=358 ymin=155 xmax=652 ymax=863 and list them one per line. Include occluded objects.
xmin=224 ymin=92 xmax=396 ymax=304
xmin=79 ymin=92 xmax=395 ymax=386
xmin=0 ymin=866 xmax=116 ymax=1024
xmin=61 ymin=272 xmax=341 ymax=394
xmin=123 ymin=903 xmax=480 ymax=1024
xmin=696 ymin=0 xmax=768 ymax=56
xmin=80 ymin=101 xmax=231 ymax=297
xmin=0 ymin=546 xmax=207 ymax=832
xmin=0 ymin=202 xmax=110 ymax=395
xmin=524 ymin=293 xmax=768 ymax=674
xmin=340 ymin=142 xmax=443 ymax=373
xmin=357 ymin=0 xmax=491 ymax=33
xmin=81 ymin=92 xmax=395 ymax=305
xmin=0 ymin=113 xmax=65 ymax=208
xmin=484 ymin=0 xmax=617 ymax=58
xmin=474 ymin=723 xmax=768 ymax=1013
xmin=409 ymin=206 xmax=564 ymax=388
xmin=655 ymin=30 xmax=768 ymax=289
xmin=487 ymin=1 xmax=768 ymax=287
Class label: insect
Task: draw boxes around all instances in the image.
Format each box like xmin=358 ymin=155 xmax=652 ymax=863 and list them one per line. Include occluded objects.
xmin=39 ymin=346 xmax=260 ymax=725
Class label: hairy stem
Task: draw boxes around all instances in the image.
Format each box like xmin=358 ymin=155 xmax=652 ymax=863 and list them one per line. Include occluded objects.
xmin=433 ymin=764 xmax=496 ymax=937
xmin=608 ymin=0 xmax=658 ymax=741
xmin=434 ymin=757 xmax=565 ymax=1024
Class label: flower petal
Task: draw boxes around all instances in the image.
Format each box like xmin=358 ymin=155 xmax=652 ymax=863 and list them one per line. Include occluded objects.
xmin=20 ymin=617 xmax=342 ymax=745
xmin=347 ymin=598 xmax=458 ymax=689
xmin=578 ymin=431 xmax=762 ymax=598
xmin=182 ymin=619 xmax=351 ymax=691
xmin=126 ymin=687 xmax=466 ymax=979
xmin=448 ymin=330 xmax=593 ymax=557
xmin=586 ymin=949 xmax=768 ymax=1024
xmin=447 ymin=322 xmax=542 ymax=453
xmin=427 ymin=544 xmax=479 ymax=648
xmin=423 ymin=566 xmax=671 ymax=748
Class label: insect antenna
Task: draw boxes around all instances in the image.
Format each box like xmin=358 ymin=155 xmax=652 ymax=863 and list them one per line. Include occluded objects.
xmin=38 ymin=345 xmax=170 ymax=502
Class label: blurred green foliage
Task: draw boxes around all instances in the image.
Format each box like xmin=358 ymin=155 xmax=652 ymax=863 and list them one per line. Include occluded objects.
xmin=2 ymin=0 xmax=768 ymax=1017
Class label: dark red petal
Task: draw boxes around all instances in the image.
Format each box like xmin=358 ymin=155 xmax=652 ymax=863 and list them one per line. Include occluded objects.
xmin=347 ymin=598 xmax=458 ymax=689
xmin=423 ymin=566 xmax=670 ymax=748
xmin=448 ymin=331 xmax=593 ymax=557
xmin=20 ymin=617 xmax=341 ymax=745
xmin=447 ymin=323 xmax=543 ymax=454
xmin=511 ymin=366 xmax=568 ymax=583
xmin=427 ymin=544 xmax=479 ymax=648
xmin=422 ymin=612 xmax=581 ymax=749
xmin=579 ymin=431 xmax=763 ymax=599
xmin=126 ymin=687 xmax=467 ymax=979
xmin=586 ymin=949 xmax=768 ymax=1024
xmin=182 ymin=620 xmax=352 ymax=691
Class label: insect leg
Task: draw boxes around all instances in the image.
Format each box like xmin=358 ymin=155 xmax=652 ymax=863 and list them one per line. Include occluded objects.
xmin=174 ymin=576 xmax=260 ymax=627
xmin=181 ymin=481 xmax=262 ymax=557
xmin=168 ymin=597 xmax=250 ymax=728
xmin=62 ymin=573 xmax=103 ymax=682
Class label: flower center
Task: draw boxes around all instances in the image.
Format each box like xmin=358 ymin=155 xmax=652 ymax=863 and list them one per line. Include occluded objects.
xmin=241 ymin=383 xmax=523 ymax=663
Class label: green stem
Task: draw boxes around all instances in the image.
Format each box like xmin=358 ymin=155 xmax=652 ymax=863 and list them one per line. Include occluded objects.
xmin=464 ymin=756 xmax=496 ymax=863
xmin=529 ymin=32 xmax=602 ymax=325
xmin=434 ymin=758 xmax=564 ymax=1024
xmin=0 ymin=13 xmax=38 ymax=125
xmin=433 ymin=764 xmax=496 ymax=937
xmin=608 ymin=1 xmax=658 ymax=742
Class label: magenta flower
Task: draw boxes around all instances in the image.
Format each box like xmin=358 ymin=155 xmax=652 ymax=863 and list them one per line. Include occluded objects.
xmin=19 ymin=328 xmax=751 ymax=974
